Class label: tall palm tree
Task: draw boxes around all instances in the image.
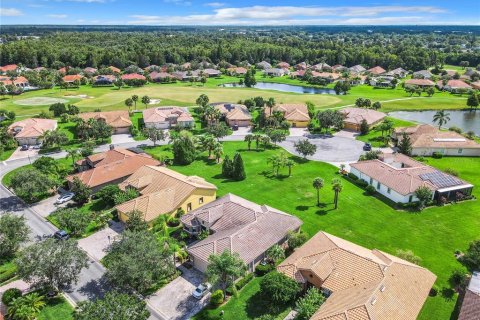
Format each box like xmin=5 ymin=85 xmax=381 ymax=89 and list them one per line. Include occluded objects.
xmin=66 ymin=149 xmax=79 ymax=168
xmin=131 ymin=95 xmax=139 ymax=109
xmin=433 ymin=110 xmax=451 ymax=129
xmin=244 ymin=134 xmax=254 ymax=150
xmin=213 ymin=143 xmax=223 ymax=163
xmin=331 ymin=178 xmax=343 ymax=209
xmin=312 ymin=177 xmax=324 ymax=207
xmin=201 ymin=135 xmax=218 ymax=158
xmin=285 ymin=159 xmax=295 ymax=176
xmin=266 ymin=97 xmax=276 ymax=116
xmin=125 ymin=98 xmax=133 ymax=113
xmin=141 ymin=95 xmax=150 ymax=109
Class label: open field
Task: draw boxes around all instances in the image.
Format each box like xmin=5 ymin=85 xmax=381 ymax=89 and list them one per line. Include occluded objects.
xmin=144 ymin=142 xmax=479 ymax=320
xmin=0 ymin=75 xmax=470 ymax=117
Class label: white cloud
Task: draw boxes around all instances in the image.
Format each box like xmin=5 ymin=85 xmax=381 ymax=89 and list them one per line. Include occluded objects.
xmin=205 ymin=2 xmax=225 ymax=7
xmin=48 ymin=14 xmax=68 ymax=18
xmin=128 ymin=5 xmax=451 ymax=25
xmin=0 ymin=8 xmax=23 ymax=16
xmin=164 ymin=0 xmax=192 ymax=6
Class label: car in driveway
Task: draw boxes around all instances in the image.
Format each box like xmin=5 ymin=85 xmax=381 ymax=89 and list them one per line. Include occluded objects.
xmin=54 ymin=230 xmax=70 ymax=240
xmin=363 ymin=142 xmax=372 ymax=151
xmin=192 ymin=283 xmax=212 ymax=299
xmin=20 ymin=145 xmax=29 ymax=151
xmin=56 ymin=192 xmax=74 ymax=204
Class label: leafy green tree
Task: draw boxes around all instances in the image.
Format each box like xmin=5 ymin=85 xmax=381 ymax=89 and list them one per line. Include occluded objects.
xmin=200 ymin=134 xmax=218 ymax=157
xmin=331 ymin=178 xmax=343 ymax=209
xmin=294 ymin=139 xmax=317 ymax=158
xmin=131 ymin=95 xmax=138 ymax=108
xmin=172 ymin=132 xmax=197 ymax=165
xmin=433 ymin=110 xmax=451 ymax=129
xmin=467 ymin=93 xmax=479 ymax=110
xmin=260 ymin=271 xmax=300 ymax=305
xmin=1 ymin=288 xmax=22 ymax=306
xmin=398 ymin=132 xmax=412 ymax=156
xmin=295 ymin=287 xmax=325 ymax=320
xmin=206 ymin=250 xmax=247 ymax=297
xmin=426 ymin=87 xmax=435 ymax=97
xmin=141 ymin=95 xmax=150 ymax=109
xmin=71 ymin=176 xmax=91 ymax=204
xmin=96 ymin=185 xmax=122 ymax=206
xmin=49 ymin=103 xmax=67 ymax=117
xmin=74 ymin=291 xmax=149 ymax=320
xmin=125 ymin=98 xmax=133 ymax=112
xmin=287 ymin=231 xmax=308 ymax=249
xmin=312 ymin=177 xmax=324 ymax=206
xmin=414 ymin=186 xmax=433 ymax=210
xmin=267 ymin=129 xmax=287 ymax=145
xmin=355 ymin=98 xmax=365 ymax=108
xmin=213 ymin=143 xmax=223 ymax=163
xmin=396 ymin=249 xmax=422 ymax=265
xmin=16 ymin=239 xmax=88 ymax=293
xmin=372 ymin=101 xmax=382 ymax=110
xmin=113 ymin=188 xmax=139 ymax=205
xmin=10 ymin=168 xmax=55 ymax=203
xmin=460 ymin=240 xmax=480 ymax=271
xmin=244 ymin=69 xmax=257 ymax=88
xmin=105 ymin=230 xmax=175 ymax=293
xmin=41 ymin=129 xmax=68 ymax=148
xmin=32 ymin=156 xmax=60 ymax=176
xmin=125 ymin=210 xmax=148 ymax=232
xmin=222 ymin=154 xmax=233 ymax=178
xmin=360 ymin=119 xmax=369 ymax=135
xmin=244 ymin=134 xmax=254 ymax=150
xmin=265 ymin=97 xmax=276 ymax=116
xmin=0 ymin=213 xmax=30 ymax=258
xmin=232 ymin=152 xmax=246 ymax=181
xmin=285 ymin=159 xmax=295 ymax=176
xmin=143 ymin=127 xmax=167 ymax=146
xmin=265 ymin=244 xmax=285 ymax=264
xmin=196 ymin=94 xmax=209 ymax=108
xmin=54 ymin=208 xmax=90 ymax=237
xmin=206 ymin=122 xmax=230 ymax=140
xmin=114 ymin=78 xmax=124 ymax=90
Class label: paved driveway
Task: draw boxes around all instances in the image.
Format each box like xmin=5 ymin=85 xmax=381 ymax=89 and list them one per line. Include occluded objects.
xmin=289 ymin=127 xmax=308 ymax=137
xmin=31 ymin=194 xmax=70 ymax=218
xmin=147 ymin=265 xmax=209 ymax=320
xmin=231 ymin=126 xmax=252 ymax=136
xmin=7 ymin=147 xmax=39 ymax=161
xmin=111 ymin=134 xmax=136 ymax=145
xmin=78 ymin=221 xmax=124 ymax=261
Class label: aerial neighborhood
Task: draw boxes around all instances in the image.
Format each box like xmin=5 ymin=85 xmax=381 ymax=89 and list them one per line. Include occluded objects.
xmin=0 ymin=25 xmax=479 ymax=320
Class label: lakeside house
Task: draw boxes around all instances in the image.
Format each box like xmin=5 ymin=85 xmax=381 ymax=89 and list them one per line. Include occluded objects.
xmin=264 ymin=68 xmax=289 ymax=77
xmin=458 ymin=271 xmax=480 ymax=320
xmin=143 ymin=107 xmax=194 ymax=129
xmin=256 ymin=61 xmax=272 ymax=70
xmin=277 ymin=231 xmax=436 ymax=320
xmin=202 ymin=68 xmax=221 ymax=77
xmin=393 ymin=124 xmax=480 ymax=157
xmin=369 ymin=76 xmax=396 ymax=88
xmin=227 ymin=67 xmax=247 ymax=76
xmin=437 ymin=80 xmax=472 ymax=93
xmin=116 ymin=165 xmax=217 ymax=224
xmin=350 ymin=153 xmax=473 ymax=204
xmin=211 ymin=103 xmax=252 ymax=128
xmin=8 ymin=118 xmax=57 ymax=145
xmin=78 ymin=111 xmax=132 ymax=134
xmin=265 ymin=104 xmax=310 ymax=128
xmin=339 ymin=107 xmax=386 ymax=131
xmin=182 ymin=193 xmax=302 ymax=273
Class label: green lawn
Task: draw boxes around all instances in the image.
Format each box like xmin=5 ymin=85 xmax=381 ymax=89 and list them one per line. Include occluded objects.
xmin=0 ymin=257 xmax=17 ymax=285
xmin=145 ymin=142 xmax=480 ymax=320
xmin=356 ymin=117 xmax=416 ymax=147
xmin=0 ymin=148 xmax=16 ymax=161
xmin=37 ymin=296 xmax=74 ymax=320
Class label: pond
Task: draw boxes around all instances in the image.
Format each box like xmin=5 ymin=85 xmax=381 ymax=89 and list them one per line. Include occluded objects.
xmin=219 ymin=82 xmax=336 ymax=94
xmin=389 ymin=110 xmax=480 ymax=135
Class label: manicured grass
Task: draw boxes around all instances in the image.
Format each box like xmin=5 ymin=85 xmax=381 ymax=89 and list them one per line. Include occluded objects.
xmin=146 ymin=142 xmax=480 ymax=320
xmin=0 ymin=148 xmax=16 ymax=161
xmin=0 ymin=258 xmax=17 ymax=285
xmin=356 ymin=117 xmax=416 ymax=147
xmin=37 ymin=296 xmax=74 ymax=320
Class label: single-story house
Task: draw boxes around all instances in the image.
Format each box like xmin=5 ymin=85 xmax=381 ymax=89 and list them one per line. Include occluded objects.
xmin=8 ymin=118 xmax=57 ymax=145
xmin=0 ymin=76 xmax=29 ymax=88
xmin=58 ymin=67 xmax=70 ymax=74
xmin=108 ymin=66 xmax=121 ymax=73
xmin=62 ymin=74 xmax=83 ymax=83
xmin=143 ymin=106 xmax=194 ymax=129
xmin=116 ymin=165 xmax=217 ymax=224
xmin=202 ymin=68 xmax=221 ymax=77
xmin=369 ymin=76 xmax=396 ymax=88
xmin=182 ymin=193 xmax=302 ymax=273
xmin=66 ymin=153 xmax=160 ymax=193
xmin=393 ymin=124 xmax=480 ymax=156
xmin=266 ymin=104 xmax=311 ymax=128
xmin=75 ymin=147 xmax=142 ymax=172
xmin=180 ymin=62 xmax=192 ymax=70
xmin=339 ymin=107 xmax=386 ymax=131
xmin=78 ymin=111 xmax=132 ymax=134
xmin=277 ymin=231 xmax=436 ymax=320
xmin=367 ymin=66 xmax=386 ymax=75
xmin=277 ymin=62 xmax=290 ymax=69
xmin=264 ymin=68 xmax=288 ymax=77
xmin=413 ymin=70 xmax=433 ymax=79
xmin=226 ymin=67 xmax=247 ymax=76
xmin=312 ymin=72 xmax=340 ymax=83
xmin=121 ymin=73 xmax=146 ymax=81
xmin=149 ymin=71 xmax=174 ymax=82
xmin=471 ymin=81 xmax=480 ymax=90
xmin=349 ymin=65 xmax=366 ymax=74
xmin=345 ymin=75 xmax=367 ymax=86
xmin=386 ymin=67 xmax=408 ymax=78
xmin=295 ymin=62 xmax=309 ymax=70
xmin=332 ymin=64 xmax=347 ymax=72
xmin=256 ymin=61 xmax=272 ymax=70
xmin=144 ymin=65 xmax=159 ymax=72
xmin=0 ymin=64 xmax=18 ymax=74
xmin=458 ymin=271 xmax=480 ymax=320
xmin=172 ymin=70 xmax=201 ymax=81
xmin=211 ymin=103 xmax=252 ymax=127
xmin=93 ymin=75 xmax=115 ymax=86
xmin=405 ymin=79 xmax=435 ymax=88
xmin=313 ymin=63 xmax=331 ymax=71
xmin=83 ymin=67 xmax=97 ymax=75
xmin=350 ymin=153 xmax=474 ymax=204
xmin=437 ymin=80 xmax=472 ymax=92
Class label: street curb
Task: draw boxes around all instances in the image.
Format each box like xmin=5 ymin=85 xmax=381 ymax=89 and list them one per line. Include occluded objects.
xmin=62 ymin=292 xmax=78 ymax=308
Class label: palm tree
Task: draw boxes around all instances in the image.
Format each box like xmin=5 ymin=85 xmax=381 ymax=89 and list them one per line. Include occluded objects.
xmin=244 ymin=134 xmax=254 ymax=150
xmin=265 ymin=244 xmax=285 ymax=264
xmin=312 ymin=177 xmax=324 ymax=206
xmin=433 ymin=110 xmax=451 ymax=129
xmin=331 ymin=178 xmax=343 ymax=209
xmin=266 ymin=97 xmax=276 ymax=116
xmin=285 ymin=159 xmax=295 ymax=176
xmin=213 ymin=143 xmax=223 ymax=163
xmin=125 ymin=98 xmax=133 ymax=113
xmin=141 ymin=95 xmax=150 ymax=109
xmin=7 ymin=293 xmax=46 ymax=320
xmin=66 ymin=149 xmax=79 ymax=168
xmin=253 ymin=134 xmax=262 ymax=150
xmin=131 ymin=95 xmax=138 ymax=109
xmin=201 ymin=135 xmax=218 ymax=158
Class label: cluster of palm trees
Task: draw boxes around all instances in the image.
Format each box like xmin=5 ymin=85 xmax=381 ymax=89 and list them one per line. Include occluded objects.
xmin=40 ymin=129 xmax=68 ymax=148
xmin=267 ymin=152 xmax=295 ymax=177
xmin=124 ymin=94 xmax=151 ymax=112
xmin=244 ymin=134 xmax=272 ymax=151
xmin=313 ymin=177 xmax=344 ymax=209
xmin=199 ymin=134 xmax=224 ymax=163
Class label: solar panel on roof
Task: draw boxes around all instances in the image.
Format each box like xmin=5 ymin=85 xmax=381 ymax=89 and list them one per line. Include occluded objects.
xmin=419 ymin=171 xmax=462 ymax=188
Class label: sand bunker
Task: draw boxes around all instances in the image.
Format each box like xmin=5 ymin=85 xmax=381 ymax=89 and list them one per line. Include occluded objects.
xmin=64 ymin=94 xmax=93 ymax=99
xmin=14 ymin=97 xmax=69 ymax=106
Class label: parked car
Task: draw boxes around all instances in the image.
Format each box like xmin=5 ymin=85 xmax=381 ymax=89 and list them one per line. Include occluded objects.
xmin=232 ymin=124 xmax=239 ymax=131
xmin=53 ymin=230 xmax=70 ymax=241
xmin=363 ymin=142 xmax=372 ymax=151
xmin=20 ymin=145 xmax=29 ymax=151
xmin=32 ymin=143 xmax=42 ymax=150
xmin=56 ymin=192 xmax=74 ymax=204
xmin=192 ymin=283 xmax=212 ymax=299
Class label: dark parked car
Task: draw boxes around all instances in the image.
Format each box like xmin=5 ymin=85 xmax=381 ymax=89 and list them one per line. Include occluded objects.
xmin=232 ymin=124 xmax=239 ymax=131
xmin=363 ymin=143 xmax=372 ymax=151
xmin=20 ymin=145 xmax=29 ymax=151
xmin=54 ymin=230 xmax=70 ymax=240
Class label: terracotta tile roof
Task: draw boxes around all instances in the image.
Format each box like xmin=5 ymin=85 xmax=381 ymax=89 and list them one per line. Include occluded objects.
xmin=277 ymin=62 xmax=290 ymax=68
xmin=149 ymin=71 xmax=173 ymax=79
xmin=109 ymin=66 xmax=121 ymax=73
xmin=62 ymin=74 xmax=83 ymax=82
xmin=67 ymin=155 xmax=160 ymax=189
xmin=395 ymin=124 xmax=480 ymax=149
xmin=76 ymin=148 xmax=139 ymax=167
xmin=143 ymin=107 xmax=193 ymax=124
xmin=212 ymin=103 xmax=252 ymax=121
xmin=312 ymin=72 xmax=340 ymax=80
xmin=0 ymin=76 xmax=29 ymax=86
xmin=185 ymin=194 xmax=302 ymax=264
xmin=0 ymin=64 xmax=18 ymax=73
xmin=458 ymin=271 xmax=480 ymax=320
xmin=350 ymin=153 xmax=470 ymax=195
xmin=349 ymin=65 xmax=366 ymax=73
xmin=367 ymin=66 xmax=386 ymax=75
xmin=405 ymin=79 xmax=435 ymax=86
xmin=8 ymin=118 xmax=57 ymax=138
xmin=340 ymin=107 xmax=386 ymax=126
xmin=278 ymin=231 xmax=436 ymax=320
xmin=437 ymin=80 xmax=472 ymax=89
xmin=78 ymin=111 xmax=132 ymax=128
xmin=121 ymin=73 xmax=146 ymax=81
xmin=84 ymin=67 xmax=97 ymax=74
xmin=266 ymin=104 xmax=310 ymax=122
xmin=227 ymin=67 xmax=247 ymax=74
xmin=116 ymin=166 xmax=217 ymax=221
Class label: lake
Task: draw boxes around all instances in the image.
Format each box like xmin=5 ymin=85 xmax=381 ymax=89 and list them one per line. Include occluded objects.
xmin=389 ymin=110 xmax=480 ymax=135
xmin=220 ymin=82 xmax=336 ymax=95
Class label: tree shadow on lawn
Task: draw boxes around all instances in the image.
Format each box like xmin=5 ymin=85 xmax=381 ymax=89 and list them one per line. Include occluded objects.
xmin=258 ymin=170 xmax=291 ymax=181
xmin=245 ymin=291 xmax=290 ymax=319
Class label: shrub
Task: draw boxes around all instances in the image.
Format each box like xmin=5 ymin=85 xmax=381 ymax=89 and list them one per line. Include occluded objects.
xmin=210 ymin=289 xmax=224 ymax=307
xmin=444 ymin=168 xmax=459 ymax=177
xmin=448 ymin=126 xmax=463 ymax=134
xmin=396 ymin=249 xmax=422 ymax=265
xmin=255 ymin=264 xmax=273 ymax=276
xmin=1 ymin=288 xmax=22 ymax=306
xmin=365 ymin=185 xmax=376 ymax=195
xmin=260 ymin=271 xmax=301 ymax=305
xmin=356 ymin=179 xmax=368 ymax=188
xmin=449 ymin=269 xmax=466 ymax=288
xmin=287 ymin=231 xmax=308 ymax=250
xmin=295 ymin=287 xmax=325 ymax=320
xmin=432 ymin=152 xmax=443 ymax=159
xmin=235 ymin=272 xmax=254 ymax=290
xmin=347 ymin=172 xmax=358 ymax=180
xmin=429 ymin=285 xmax=439 ymax=297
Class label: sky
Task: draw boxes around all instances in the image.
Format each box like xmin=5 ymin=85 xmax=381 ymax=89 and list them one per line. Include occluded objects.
xmin=0 ymin=0 xmax=479 ymax=25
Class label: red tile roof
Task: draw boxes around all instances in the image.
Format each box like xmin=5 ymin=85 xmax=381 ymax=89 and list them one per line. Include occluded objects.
xmin=405 ymin=79 xmax=435 ymax=86
xmin=62 ymin=74 xmax=83 ymax=82
xmin=109 ymin=66 xmax=121 ymax=73
xmin=0 ymin=76 xmax=29 ymax=86
xmin=0 ymin=64 xmax=18 ymax=73
xmin=121 ymin=73 xmax=146 ymax=80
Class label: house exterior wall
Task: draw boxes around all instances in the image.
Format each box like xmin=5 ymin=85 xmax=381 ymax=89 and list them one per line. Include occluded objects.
xmin=192 ymin=257 xmax=209 ymax=273
xmin=15 ymin=136 xmax=39 ymax=145
xmin=113 ymin=126 xmax=131 ymax=134
xmin=288 ymin=120 xmax=309 ymax=128
xmin=350 ymin=167 xmax=421 ymax=203
xmin=226 ymin=119 xmax=251 ymax=127
xmin=145 ymin=121 xmax=170 ymax=129
xmin=343 ymin=122 xmax=360 ymax=131
xmin=411 ymin=147 xmax=480 ymax=157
